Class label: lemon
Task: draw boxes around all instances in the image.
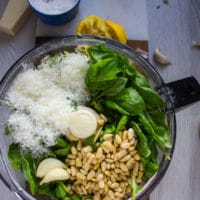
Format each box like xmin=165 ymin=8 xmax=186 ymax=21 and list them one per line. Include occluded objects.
xmin=105 ymin=20 xmax=127 ymax=44
xmin=76 ymin=15 xmax=127 ymax=44
xmin=76 ymin=15 xmax=111 ymax=38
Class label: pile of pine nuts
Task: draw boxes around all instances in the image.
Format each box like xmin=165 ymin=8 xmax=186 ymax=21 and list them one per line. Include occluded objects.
xmin=65 ymin=128 xmax=144 ymax=200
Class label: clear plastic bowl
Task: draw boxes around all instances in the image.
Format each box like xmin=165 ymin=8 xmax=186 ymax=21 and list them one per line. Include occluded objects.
xmin=0 ymin=35 xmax=176 ymax=200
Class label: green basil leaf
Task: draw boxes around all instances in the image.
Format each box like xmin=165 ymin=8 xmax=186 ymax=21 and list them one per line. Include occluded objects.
xmin=83 ymin=135 xmax=96 ymax=147
xmin=5 ymin=124 xmax=12 ymax=136
xmin=130 ymin=121 xmax=151 ymax=158
xmin=136 ymin=86 xmax=165 ymax=107
xmin=132 ymin=71 xmax=150 ymax=87
xmin=85 ymin=58 xmax=120 ymax=90
xmin=116 ymin=115 xmax=129 ymax=133
xmin=110 ymin=88 xmax=145 ymax=115
xmin=138 ymin=113 xmax=171 ymax=149
xmin=54 ymin=146 xmax=71 ymax=156
xmin=99 ymin=77 xmax=127 ymax=97
xmin=56 ymin=137 xmax=70 ymax=148
xmin=105 ymin=100 xmax=130 ymax=115
xmin=148 ymin=109 xmax=167 ymax=126
xmin=146 ymin=113 xmax=171 ymax=148
xmin=21 ymin=154 xmax=38 ymax=195
xmin=141 ymin=157 xmax=159 ymax=179
xmin=88 ymin=44 xmax=118 ymax=62
xmin=8 ymin=143 xmax=22 ymax=170
xmin=90 ymin=100 xmax=104 ymax=112
xmin=104 ymin=124 xmax=116 ymax=134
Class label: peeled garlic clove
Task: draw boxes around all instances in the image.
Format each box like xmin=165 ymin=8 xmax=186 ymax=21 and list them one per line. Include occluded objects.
xmin=40 ymin=168 xmax=70 ymax=185
xmin=36 ymin=158 xmax=66 ymax=178
xmin=68 ymin=109 xmax=98 ymax=139
xmin=192 ymin=41 xmax=200 ymax=48
xmin=77 ymin=106 xmax=100 ymax=121
xmin=153 ymin=48 xmax=171 ymax=65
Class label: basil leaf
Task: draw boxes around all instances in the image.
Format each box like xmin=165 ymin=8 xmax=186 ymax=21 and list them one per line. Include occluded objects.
xmin=138 ymin=113 xmax=171 ymax=149
xmin=146 ymin=113 xmax=171 ymax=148
xmin=141 ymin=156 xmax=159 ymax=179
xmin=54 ymin=146 xmax=71 ymax=156
xmin=8 ymin=143 xmax=22 ymax=170
xmin=135 ymin=86 xmax=165 ymax=107
xmin=105 ymin=100 xmax=130 ymax=115
xmin=21 ymin=154 xmax=38 ymax=195
xmin=83 ymin=135 xmax=96 ymax=147
xmin=85 ymin=58 xmax=120 ymax=90
xmin=104 ymin=124 xmax=116 ymax=134
xmin=132 ymin=71 xmax=150 ymax=87
xmin=99 ymin=77 xmax=127 ymax=97
xmin=56 ymin=137 xmax=70 ymax=148
xmin=116 ymin=115 xmax=129 ymax=133
xmin=110 ymin=88 xmax=145 ymax=115
xmin=88 ymin=44 xmax=118 ymax=62
xmin=131 ymin=71 xmax=165 ymax=107
xmin=5 ymin=124 xmax=12 ymax=136
xmin=131 ymin=121 xmax=151 ymax=158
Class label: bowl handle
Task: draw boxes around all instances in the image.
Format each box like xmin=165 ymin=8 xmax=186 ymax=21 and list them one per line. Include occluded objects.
xmin=163 ymin=76 xmax=200 ymax=110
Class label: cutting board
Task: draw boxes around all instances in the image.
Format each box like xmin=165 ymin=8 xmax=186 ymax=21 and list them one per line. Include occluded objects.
xmin=36 ymin=0 xmax=148 ymax=41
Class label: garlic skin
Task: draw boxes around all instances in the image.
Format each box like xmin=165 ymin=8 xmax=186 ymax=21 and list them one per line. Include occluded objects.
xmin=40 ymin=168 xmax=70 ymax=185
xmin=153 ymin=48 xmax=171 ymax=65
xmin=36 ymin=158 xmax=66 ymax=178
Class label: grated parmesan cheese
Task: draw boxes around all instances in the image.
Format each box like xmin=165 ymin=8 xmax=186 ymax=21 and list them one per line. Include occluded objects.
xmin=7 ymin=52 xmax=90 ymax=156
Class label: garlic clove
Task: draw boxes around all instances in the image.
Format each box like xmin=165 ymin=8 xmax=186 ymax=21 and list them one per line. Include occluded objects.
xmin=68 ymin=108 xmax=98 ymax=139
xmin=77 ymin=106 xmax=100 ymax=121
xmin=153 ymin=48 xmax=171 ymax=65
xmin=40 ymin=168 xmax=70 ymax=185
xmin=36 ymin=158 xmax=66 ymax=178
xmin=192 ymin=41 xmax=200 ymax=48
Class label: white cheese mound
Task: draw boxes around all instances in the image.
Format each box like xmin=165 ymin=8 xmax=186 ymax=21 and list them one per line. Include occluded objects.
xmin=7 ymin=52 xmax=90 ymax=156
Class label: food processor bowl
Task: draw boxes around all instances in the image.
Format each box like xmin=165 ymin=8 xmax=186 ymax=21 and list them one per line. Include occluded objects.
xmin=0 ymin=35 xmax=199 ymax=200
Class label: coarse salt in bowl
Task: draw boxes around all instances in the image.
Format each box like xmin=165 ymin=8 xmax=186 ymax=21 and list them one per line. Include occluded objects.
xmin=28 ymin=0 xmax=80 ymax=25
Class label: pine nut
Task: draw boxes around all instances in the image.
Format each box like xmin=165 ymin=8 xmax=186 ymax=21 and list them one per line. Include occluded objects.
xmin=120 ymin=154 xmax=131 ymax=162
xmin=122 ymin=130 xmax=128 ymax=141
xmin=82 ymin=146 xmax=92 ymax=154
xmin=134 ymin=153 xmax=140 ymax=161
xmin=108 ymin=189 xmax=115 ymax=199
xmin=96 ymin=173 xmax=104 ymax=181
xmin=127 ymin=128 xmax=135 ymax=140
xmin=87 ymin=170 xmax=95 ymax=180
xmin=93 ymin=192 xmax=100 ymax=200
xmin=96 ymin=147 xmax=103 ymax=159
xmin=71 ymin=166 xmax=76 ymax=176
xmin=115 ymin=134 xmax=122 ymax=144
xmin=115 ymin=149 xmax=127 ymax=160
xmin=103 ymin=134 xmax=113 ymax=141
xmin=120 ymin=163 xmax=129 ymax=172
xmin=75 ymin=157 xmax=82 ymax=167
xmin=111 ymin=182 xmax=119 ymax=189
xmin=104 ymin=170 xmax=111 ymax=177
xmin=98 ymin=180 xmax=105 ymax=188
xmin=121 ymin=142 xmax=131 ymax=149
xmin=126 ymin=158 xmax=135 ymax=169
xmin=71 ymin=146 xmax=77 ymax=155
xmin=76 ymin=172 xmax=86 ymax=181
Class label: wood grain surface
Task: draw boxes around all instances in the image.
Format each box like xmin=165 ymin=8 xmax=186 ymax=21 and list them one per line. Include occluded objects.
xmin=0 ymin=0 xmax=200 ymax=200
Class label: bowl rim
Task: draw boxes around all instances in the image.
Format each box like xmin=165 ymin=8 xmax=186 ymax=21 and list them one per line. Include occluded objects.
xmin=0 ymin=34 xmax=176 ymax=200
xmin=28 ymin=0 xmax=80 ymax=16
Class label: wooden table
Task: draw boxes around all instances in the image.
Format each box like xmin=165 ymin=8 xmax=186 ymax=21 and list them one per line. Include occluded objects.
xmin=0 ymin=0 xmax=200 ymax=200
